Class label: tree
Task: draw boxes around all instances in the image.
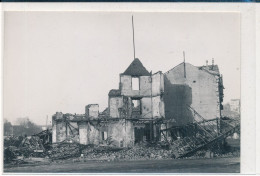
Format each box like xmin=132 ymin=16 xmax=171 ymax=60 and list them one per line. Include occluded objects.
xmin=4 ymin=119 xmax=13 ymax=136
xmin=13 ymin=118 xmax=42 ymax=136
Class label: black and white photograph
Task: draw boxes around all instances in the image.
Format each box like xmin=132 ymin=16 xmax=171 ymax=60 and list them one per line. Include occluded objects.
xmin=3 ymin=11 xmax=242 ymax=173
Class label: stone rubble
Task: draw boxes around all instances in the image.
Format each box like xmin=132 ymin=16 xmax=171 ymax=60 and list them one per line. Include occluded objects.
xmin=4 ymin=135 xmax=240 ymax=165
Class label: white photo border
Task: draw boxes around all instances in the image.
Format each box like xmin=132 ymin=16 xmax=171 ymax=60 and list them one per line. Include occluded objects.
xmin=1 ymin=2 xmax=258 ymax=175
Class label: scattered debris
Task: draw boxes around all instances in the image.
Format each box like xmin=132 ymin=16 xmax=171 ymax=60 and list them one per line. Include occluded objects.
xmin=49 ymin=140 xmax=81 ymax=160
xmin=4 ymin=136 xmax=24 ymax=148
xmin=19 ymin=136 xmax=45 ymax=157
xmin=3 ymin=116 xmax=240 ymax=166
xmin=33 ymin=129 xmax=52 ymax=150
xmin=81 ymin=143 xmax=167 ymax=161
xmin=4 ymin=146 xmax=18 ymax=163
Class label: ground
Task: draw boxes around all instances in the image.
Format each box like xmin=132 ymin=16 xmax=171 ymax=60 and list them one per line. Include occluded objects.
xmin=4 ymin=157 xmax=240 ymax=173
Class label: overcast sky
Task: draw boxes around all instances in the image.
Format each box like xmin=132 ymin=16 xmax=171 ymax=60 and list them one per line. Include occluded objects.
xmin=4 ymin=12 xmax=240 ymax=125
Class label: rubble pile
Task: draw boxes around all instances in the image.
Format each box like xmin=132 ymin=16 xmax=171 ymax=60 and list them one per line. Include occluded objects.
xmin=4 ymin=146 xmax=19 ymax=163
xmin=169 ymin=138 xmax=191 ymax=157
xmin=4 ymin=136 xmax=46 ymax=163
xmin=34 ymin=129 xmax=52 ymax=150
xmin=20 ymin=136 xmax=44 ymax=149
xmin=49 ymin=142 xmax=81 ymax=160
xmin=81 ymin=143 xmax=175 ymax=161
xmin=4 ymin=122 xmax=240 ymax=165
xmin=79 ymin=139 xmax=238 ymax=161
xmin=19 ymin=136 xmax=45 ymax=157
xmin=4 ymin=136 xmax=24 ymax=148
xmin=4 ymin=135 xmax=240 ymax=165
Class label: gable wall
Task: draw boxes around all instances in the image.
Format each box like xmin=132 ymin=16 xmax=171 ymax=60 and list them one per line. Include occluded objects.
xmin=164 ymin=63 xmax=221 ymax=125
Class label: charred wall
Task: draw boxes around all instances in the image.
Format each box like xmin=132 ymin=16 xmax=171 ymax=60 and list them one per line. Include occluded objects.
xmin=164 ymin=77 xmax=193 ymax=126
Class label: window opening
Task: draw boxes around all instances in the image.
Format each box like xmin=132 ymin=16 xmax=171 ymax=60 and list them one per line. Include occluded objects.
xmin=132 ymin=99 xmax=142 ymax=116
xmin=132 ymin=77 xmax=139 ymax=90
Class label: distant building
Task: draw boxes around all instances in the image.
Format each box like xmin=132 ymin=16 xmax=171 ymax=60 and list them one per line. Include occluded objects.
xmin=4 ymin=119 xmax=44 ymax=137
xmin=230 ymin=99 xmax=240 ymax=114
xmin=14 ymin=117 xmax=30 ymax=126
xmin=4 ymin=120 xmax=13 ymax=136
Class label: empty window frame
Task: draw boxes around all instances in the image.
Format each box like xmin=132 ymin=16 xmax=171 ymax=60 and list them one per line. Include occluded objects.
xmin=132 ymin=99 xmax=140 ymax=108
xmin=132 ymin=99 xmax=142 ymax=115
xmin=132 ymin=77 xmax=139 ymax=90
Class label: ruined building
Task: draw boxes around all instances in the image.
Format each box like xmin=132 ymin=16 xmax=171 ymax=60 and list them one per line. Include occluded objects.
xmin=52 ymin=58 xmax=224 ymax=147
xmin=164 ymin=59 xmax=224 ymax=126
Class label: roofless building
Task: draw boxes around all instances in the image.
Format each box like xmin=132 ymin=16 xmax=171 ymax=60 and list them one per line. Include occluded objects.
xmin=52 ymin=57 xmax=224 ymax=147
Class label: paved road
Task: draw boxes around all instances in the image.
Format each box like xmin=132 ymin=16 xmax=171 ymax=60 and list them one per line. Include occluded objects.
xmin=4 ymin=157 xmax=240 ymax=173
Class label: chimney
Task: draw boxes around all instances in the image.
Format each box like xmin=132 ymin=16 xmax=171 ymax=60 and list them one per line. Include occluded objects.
xmin=206 ymin=60 xmax=208 ymax=66
xmin=211 ymin=58 xmax=214 ymax=70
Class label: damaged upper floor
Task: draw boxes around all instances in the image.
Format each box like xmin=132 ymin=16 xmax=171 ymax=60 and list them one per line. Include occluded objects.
xmin=52 ymin=57 xmax=225 ymax=146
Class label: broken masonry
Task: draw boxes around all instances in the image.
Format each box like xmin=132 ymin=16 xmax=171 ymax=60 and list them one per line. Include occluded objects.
xmin=52 ymin=58 xmax=238 ymax=158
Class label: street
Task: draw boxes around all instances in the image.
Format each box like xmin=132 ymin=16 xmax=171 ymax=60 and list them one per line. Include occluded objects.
xmin=4 ymin=157 xmax=240 ymax=173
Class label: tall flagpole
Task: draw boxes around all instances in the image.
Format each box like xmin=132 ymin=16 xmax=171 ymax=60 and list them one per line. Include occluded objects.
xmin=132 ymin=15 xmax=136 ymax=60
